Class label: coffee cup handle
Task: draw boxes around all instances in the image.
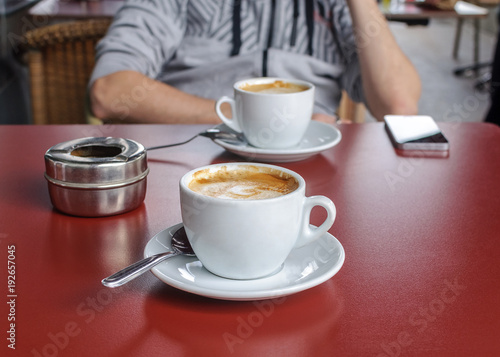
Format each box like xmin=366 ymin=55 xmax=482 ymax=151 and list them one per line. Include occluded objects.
xmin=296 ymin=196 xmax=336 ymax=248
xmin=215 ymin=96 xmax=241 ymax=132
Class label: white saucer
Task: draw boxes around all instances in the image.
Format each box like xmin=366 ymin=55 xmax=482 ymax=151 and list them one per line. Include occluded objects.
xmin=144 ymin=223 xmax=345 ymax=301
xmin=212 ymin=121 xmax=342 ymax=162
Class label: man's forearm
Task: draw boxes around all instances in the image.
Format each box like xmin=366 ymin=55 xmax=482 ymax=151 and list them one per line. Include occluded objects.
xmin=90 ymin=71 xmax=222 ymax=124
xmin=347 ymin=0 xmax=421 ymax=120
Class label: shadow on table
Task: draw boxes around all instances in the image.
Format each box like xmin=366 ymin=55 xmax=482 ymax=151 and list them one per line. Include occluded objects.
xmin=138 ymin=280 xmax=344 ymax=356
xmin=394 ymin=148 xmax=450 ymax=158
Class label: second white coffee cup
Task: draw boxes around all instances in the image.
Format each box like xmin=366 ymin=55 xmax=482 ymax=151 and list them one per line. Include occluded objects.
xmin=179 ymin=162 xmax=336 ymax=280
xmin=215 ymin=78 xmax=315 ymax=149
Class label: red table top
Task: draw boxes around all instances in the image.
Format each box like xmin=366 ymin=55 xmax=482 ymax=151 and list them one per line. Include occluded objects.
xmin=0 ymin=122 xmax=499 ymax=356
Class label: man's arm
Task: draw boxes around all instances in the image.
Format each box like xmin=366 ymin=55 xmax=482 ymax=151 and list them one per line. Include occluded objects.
xmin=90 ymin=71 xmax=222 ymax=124
xmin=346 ymin=0 xmax=422 ymax=120
xmin=88 ymin=0 xmax=219 ymax=124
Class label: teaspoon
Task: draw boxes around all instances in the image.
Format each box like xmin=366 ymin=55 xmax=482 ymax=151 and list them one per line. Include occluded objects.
xmin=146 ymin=128 xmax=246 ymax=151
xmin=101 ymin=227 xmax=195 ymax=288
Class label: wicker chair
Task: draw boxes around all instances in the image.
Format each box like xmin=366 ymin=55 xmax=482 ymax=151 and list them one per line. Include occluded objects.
xmin=338 ymin=91 xmax=365 ymax=123
xmin=24 ymin=19 xmax=111 ymax=124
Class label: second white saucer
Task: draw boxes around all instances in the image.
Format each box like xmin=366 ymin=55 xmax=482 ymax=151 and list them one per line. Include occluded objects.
xmin=211 ymin=121 xmax=342 ymax=162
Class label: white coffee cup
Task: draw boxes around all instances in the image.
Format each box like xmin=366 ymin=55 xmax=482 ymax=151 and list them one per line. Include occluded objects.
xmin=179 ymin=162 xmax=336 ymax=280
xmin=215 ymin=78 xmax=315 ymax=149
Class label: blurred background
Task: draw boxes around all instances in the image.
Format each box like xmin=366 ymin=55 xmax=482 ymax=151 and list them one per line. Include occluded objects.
xmin=0 ymin=0 xmax=498 ymax=125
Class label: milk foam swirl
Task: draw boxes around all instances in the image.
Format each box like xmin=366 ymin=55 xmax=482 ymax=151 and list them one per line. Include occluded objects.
xmin=188 ymin=166 xmax=298 ymax=200
xmin=239 ymin=80 xmax=308 ymax=94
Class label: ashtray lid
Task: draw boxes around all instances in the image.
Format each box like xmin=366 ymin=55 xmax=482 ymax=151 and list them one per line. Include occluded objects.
xmin=44 ymin=137 xmax=148 ymax=188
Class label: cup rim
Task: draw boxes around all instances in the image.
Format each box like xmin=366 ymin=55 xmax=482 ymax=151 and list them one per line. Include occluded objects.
xmin=233 ymin=77 xmax=314 ymax=96
xmin=180 ymin=162 xmax=305 ymax=203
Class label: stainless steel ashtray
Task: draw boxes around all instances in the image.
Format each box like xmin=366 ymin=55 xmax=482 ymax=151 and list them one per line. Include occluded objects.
xmin=44 ymin=137 xmax=149 ymax=217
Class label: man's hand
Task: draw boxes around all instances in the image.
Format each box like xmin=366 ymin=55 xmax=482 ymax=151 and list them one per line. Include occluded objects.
xmin=313 ymin=113 xmax=340 ymax=124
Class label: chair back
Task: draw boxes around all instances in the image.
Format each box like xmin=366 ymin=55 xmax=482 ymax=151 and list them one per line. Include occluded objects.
xmin=338 ymin=91 xmax=365 ymax=123
xmin=24 ymin=19 xmax=111 ymax=124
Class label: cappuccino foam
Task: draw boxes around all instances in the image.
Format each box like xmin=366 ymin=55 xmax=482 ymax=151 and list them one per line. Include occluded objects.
xmin=239 ymin=80 xmax=308 ymax=94
xmin=188 ymin=166 xmax=298 ymax=200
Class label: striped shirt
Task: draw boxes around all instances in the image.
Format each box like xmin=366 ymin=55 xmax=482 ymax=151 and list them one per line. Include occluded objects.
xmin=91 ymin=0 xmax=364 ymax=115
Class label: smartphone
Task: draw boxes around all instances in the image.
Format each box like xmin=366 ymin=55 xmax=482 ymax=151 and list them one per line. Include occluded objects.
xmin=384 ymin=115 xmax=449 ymax=151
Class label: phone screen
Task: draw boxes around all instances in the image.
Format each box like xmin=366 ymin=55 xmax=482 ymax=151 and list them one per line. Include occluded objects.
xmin=384 ymin=115 xmax=449 ymax=151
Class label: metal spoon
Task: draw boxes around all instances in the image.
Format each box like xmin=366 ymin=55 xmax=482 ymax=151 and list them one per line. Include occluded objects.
xmin=101 ymin=226 xmax=195 ymax=288
xmin=146 ymin=128 xmax=246 ymax=151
